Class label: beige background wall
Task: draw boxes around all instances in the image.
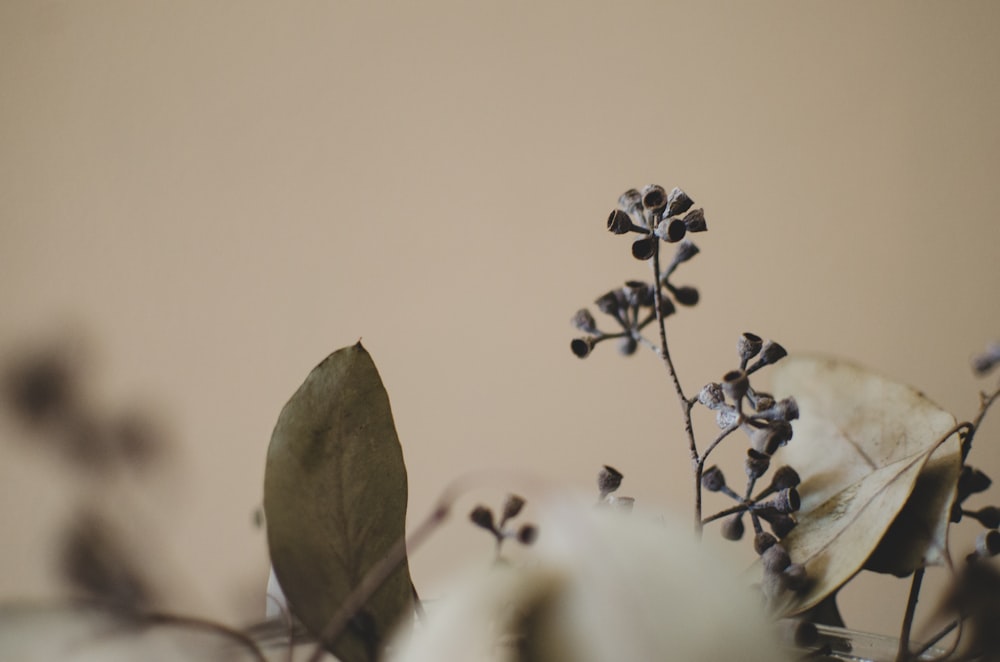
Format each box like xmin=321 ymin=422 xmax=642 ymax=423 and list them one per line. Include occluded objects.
xmin=2 ymin=0 xmax=1000 ymax=638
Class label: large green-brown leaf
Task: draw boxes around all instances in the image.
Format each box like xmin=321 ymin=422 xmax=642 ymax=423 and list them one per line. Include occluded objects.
xmin=264 ymin=343 xmax=413 ymax=662
xmin=769 ymin=356 xmax=961 ymax=614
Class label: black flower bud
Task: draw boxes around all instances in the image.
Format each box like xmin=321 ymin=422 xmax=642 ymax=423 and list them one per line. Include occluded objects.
xmin=517 ymin=524 xmax=538 ymax=545
xmin=469 ymin=506 xmax=496 ymax=533
xmin=623 ymin=280 xmax=654 ymax=308
xmin=748 ymin=340 xmax=788 ymax=373
xmin=631 ymin=236 xmax=657 ymax=260
xmin=754 ymin=531 xmax=778 ymax=555
xmin=618 ymin=188 xmax=643 ymax=213
xmin=655 ymin=218 xmax=687 ymax=243
xmin=594 ymin=290 xmax=623 ymax=316
xmin=969 ymin=506 xmax=1000 ymax=529
xmin=781 ymin=563 xmax=808 ymax=592
xmin=682 ymin=208 xmax=707 ymax=233
xmin=571 ymin=337 xmax=594 ymax=358
xmin=721 ymin=514 xmax=745 ymax=541
xmin=671 ymin=285 xmax=699 ymax=306
xmin=761 ymin=543 xmax=791 ymax=573
xmin=640 ymin=184 xmax=668 ymax=211
xmin=959 ymin=466 xmax=992 ymax=501
xmin=722 ymin=369 xmax=750 ymax=403
xmin=737 ymin=332 xmax=764 ymax=364
xmin=702 ymin=466 xmax=726 ymax=492
xmin=672 ymin=240 xmax=700 ymax=265
xmin=666 ymin=187 xmax=694 ymax=217
xmin=598 ymin=465 xmax=623 ymax=498
xmin=607 ymin=209 xmax=636 ymax=235
xmin=770 ymin=466 xmax=801 ymax=491
xmin=501 ymin=494 xmax=526 ymax=523
xmin=618 ymin=337 xmax=638 ymax=356
xmin=745 ymin=449 xmax=771 ymax=480
xmin=572 ymin=309 xmax=598 ymax=334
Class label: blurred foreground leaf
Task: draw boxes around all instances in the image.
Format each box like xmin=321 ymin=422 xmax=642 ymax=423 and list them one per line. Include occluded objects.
xmin=770 ymin=356 xmax=961 ymax=614
xmin=264 ymin=343 xmax=413 ymax=662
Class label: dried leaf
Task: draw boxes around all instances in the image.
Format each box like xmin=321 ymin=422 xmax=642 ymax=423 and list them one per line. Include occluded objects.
xmin=264 ymin=343 xmax=413 ymax=662
xmin=769 ymin=356 xmax=961 ymax=614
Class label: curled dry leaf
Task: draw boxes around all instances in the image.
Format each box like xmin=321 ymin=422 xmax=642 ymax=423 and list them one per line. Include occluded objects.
xmin=768 ymin=356 xmax=961 ymax=615
xmin=264 ymin=343 xmax=413 ymax=662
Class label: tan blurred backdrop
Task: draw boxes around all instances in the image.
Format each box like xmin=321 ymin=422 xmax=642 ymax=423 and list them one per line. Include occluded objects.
xmin=2 ymin=0 xmax=1000 ymax=638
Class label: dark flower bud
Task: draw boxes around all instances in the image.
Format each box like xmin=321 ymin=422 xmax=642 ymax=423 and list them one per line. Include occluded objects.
xmin=671 ymin=285 xmax=699 ymax=306
xmin=571 ymin=309 xmax=598 ymax=334
xmin=774 ymin=397 xmax=799 ymax=421
xmin=640 ymin=184 xmax=668 ymax=211
xmin=666 ymin=187 xmax=694 ymax=217
xmin=655 ymin=218 xmax=687 ymax=243
xmin=671 ymin=240 xmax=700 ymax=265
xmin=618 ymin=188 xmax=643 ymax=213
xmin=701 ymin=465 xmax=726 ymax=492
xmin=761 ymin=543 xmax=791 ymax=573
xmin=517 ymin=524 xmax=538 ymax=545
xmin=748 ymin=340 xmax=788 ymax=373
xmin=745 ymin=449 xmax=771 ymax=480
xmin=618 ymin=337 xmax=638 ymax=356
xmin=952 ymin=502 xmax=964 ymax=523
xmin=658 ymin=297 xmax=676 ymax=318
xmin=766 ymin=513 xmax=797 ymax=538
xmin=571 ymin=337 xmax=594 ymax=358
xmin=752 ymin=394 xmax=775 ymax=412
xmin=781 ymin=563 xmax=808 ymax=592
xmin=969 ymin=506 xmax=1000 ymax=529
xmin=594 ymin=290 xmax=622 ymax=316
xmin=623 ymin=280 xmax=654 ymax=308
xmin=682 ymin=208 xmax=707 ymax=232
xmin=469 ymin=506 xmax=496 ymax=533
xmin=770 ymin=466 xmax=801 ymax=491
xmin=607 ymin=209 xmax=637 ymax=235
xmin=754 ymin=531 xmax=778 ymax=555
xmin=699 ymin=382 xmax=725 ymax=410
xmin=737 ymin=333 xmax=764 ymax=363
xmin=721 ymin=514 xmax=745 ymax=541
xmin=769 ymin=487 xmax=801 ymax=514
xmin=959 ymin=466 xmax=993 ymax=501
xmin=501 ymin=494 xmax=526 ymax=523
xmin=631 ymin=237 xmax=657 ymax=260
xmin=722 ymin=369 xmax=750 ymax=402
xmin=974 ymin=530 xmax=1000 ymax=558
xmin=598 ymin=465 xmax=623 ymax=498
xmin=751 ymin=421 xmax=793 ymax=455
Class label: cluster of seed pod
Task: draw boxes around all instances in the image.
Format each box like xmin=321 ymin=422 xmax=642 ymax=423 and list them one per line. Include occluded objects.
xmin=570 ymin=185 xmax=705 ymax=359
xmin=697 ymin=333 xmax=809 ymax=600
xmin=469 ymin=494 xmax=538 ymax=560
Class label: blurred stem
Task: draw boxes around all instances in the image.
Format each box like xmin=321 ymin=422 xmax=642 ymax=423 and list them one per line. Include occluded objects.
xmin=649 ymin=244 xmax=700 ymax=536
xmin=895 ymin=567 xmax=924 ymax=662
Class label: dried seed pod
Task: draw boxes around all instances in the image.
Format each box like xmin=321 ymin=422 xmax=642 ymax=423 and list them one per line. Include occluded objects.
xmin=618 ymin=188 xmax=643 ymax=212
xmin=618 ymin=336 xmax=638 ymax=356
xmin=761 ymin=543 xmax=791 ymax=573
xmin=501 ymin=494 xmax=526 ymax=523
xmin=571 ymin=309 xmax=598 ymax=334
xmin=754 ymin=531 xmax=778 ymax=555
xmin=594 ymin=290 xmax=622 ymax=316
xmin=682 ymin=208 xmax=707 ymax=232
xmin=959 ymin=466 xmax=993 ymax=501
xmin=770 ymin=466 xmax=801 ymax=491
xmin=771 ymin=488 xmax=801 ymax=514
xmin=721 ymin=514 xmax=745 ymax=541
xmin=607 ymin=208 xmax=635 ymax=235
xmin=751 ymin=421 xmax=793 ymax=455
xmin=666 ymin=187 xmax=694 ymax=217
xmin=598 ymin=465 xmax=623 ymax=498
xmin=737 ymin=333 xmax=764 ymax=363
xmin=751 ymin=393 xmax=775 ymax=412
xmin=631 ymin=236 xmax=657 ymax=260
xmin=748 ymin=340 xmax=788 ymax=373
xmin=975 ymin=530 xmax=1000 ymax=558
xmin=716 ymin=406 xmax=739 ymax=429
xmin=722 ymin=369 xmax=750 ymax=403
xmin=671 ymin=285 xmax=699 ymax=306
xmin=655 ymin=218 xmax=687 ymax=243
xmin=640 ymin=184 xmax=668 ymax=211
xmin=469 ymin=506 xmax=496 ymax=533
xmin=570 ymin=337 xmax=594 ymax=358
xmin=671 ymin=240 xmax=700 ymax=265
xmin=972 ymin=342 xmax=1000 ymax=376
xmin=699 ymin=382 xmax=725 ymax=410
xmin=766 ymin=513 xmax=797 ymax=538
xmin=701 ymin=466 xmax=726 ymax=492
xmin=970 ymin=506 xmax=1000 ymax=529
xmin=623 ymin=280 xmax=654 ymax=308
xmin=658 ymin=297 xmax=676 ymax=318
xmin=745 ymin=449 xmax=771 ymax=480
xmin=517 ymin=524 xmax=538 ymax=545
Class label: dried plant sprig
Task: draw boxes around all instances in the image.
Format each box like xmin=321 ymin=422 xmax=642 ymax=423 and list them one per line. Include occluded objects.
xmin=468 ymin=494 xmax=538 ymax=560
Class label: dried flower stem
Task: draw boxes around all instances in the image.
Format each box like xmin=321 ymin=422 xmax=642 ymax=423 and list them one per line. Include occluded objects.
xmin=648 ymin=246 xmax=701 ymax=533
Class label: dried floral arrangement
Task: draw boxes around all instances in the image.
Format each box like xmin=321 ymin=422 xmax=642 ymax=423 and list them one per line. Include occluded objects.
xmin=2 ymin=186 xmax=1000 ymax=662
